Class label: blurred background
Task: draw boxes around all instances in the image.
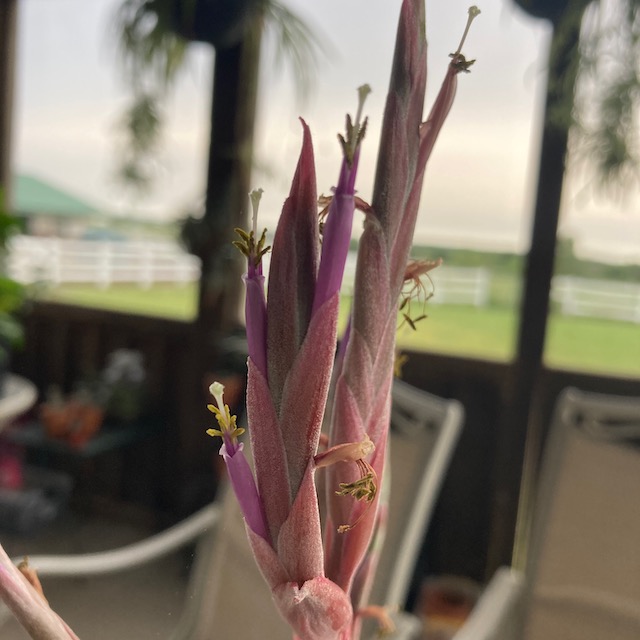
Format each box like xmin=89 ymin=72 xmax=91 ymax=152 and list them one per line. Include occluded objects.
xmin=0 ymin=0 xmax=639 ymax=637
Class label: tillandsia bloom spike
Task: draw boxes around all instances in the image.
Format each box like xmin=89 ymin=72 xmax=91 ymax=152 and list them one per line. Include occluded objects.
xmin=228 ymin=1 xmax=477 ymax=639
xmin=0 ymin=546 xmax=79 ymax=640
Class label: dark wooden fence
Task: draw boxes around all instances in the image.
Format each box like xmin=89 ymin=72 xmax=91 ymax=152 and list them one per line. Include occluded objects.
xmin=10 ymin=302 xmax=235 ymax=519
xmin=10 ymin=302 xmax=640 ymax=584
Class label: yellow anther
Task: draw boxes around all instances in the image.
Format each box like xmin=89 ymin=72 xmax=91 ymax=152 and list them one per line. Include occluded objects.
xmin=336 ymin=459 xmax=377 ymax=502
xmin=336 ymin=458 xmax=378 ymax=534
xmin=313 ymin=435 xmax=377 ymax=532
xmin=233 ymin=189 xmax=270 ymax=267
xmin=394 ymin=351 xmax=409 ymax=378
xmin=338 ymin=84 xmax=371 ymax=166
xmin=205 ymin=382 xmax=245 ymax=443
xmin=336 ymin=460 xmax=376 ymax=500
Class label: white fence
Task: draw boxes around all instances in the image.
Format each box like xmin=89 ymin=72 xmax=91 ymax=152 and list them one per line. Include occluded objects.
xmin=8 ymin=235 xmax=201 ymax=289
xmin=552 ymin=275 xmax=640 ymax=323
xmin=428 ymin=267 xmax=491 ymax=306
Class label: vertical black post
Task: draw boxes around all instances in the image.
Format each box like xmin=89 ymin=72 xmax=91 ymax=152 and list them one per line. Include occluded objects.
xmin=172 ymin=19 xmax=262 ymax=513
xmin=196 ymin=19 xmax=262 ymax=338
xmin=486 ymin=2 xmax=585 ymax=574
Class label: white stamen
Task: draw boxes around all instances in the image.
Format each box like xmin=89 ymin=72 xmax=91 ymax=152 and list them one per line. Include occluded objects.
xmin=454 ymin=6 xmax=481 ymax=56
xmin=355 ymin=84 xmax=372 ymax=134
xmin=209 ymin=381 xmax=225 ymax=412
xmin=249 ymin=188 xmax=264 ymax=240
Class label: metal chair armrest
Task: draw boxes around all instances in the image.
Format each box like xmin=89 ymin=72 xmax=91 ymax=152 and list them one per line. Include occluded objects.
xmin=19 ymin=503 xmax=220 ymax=577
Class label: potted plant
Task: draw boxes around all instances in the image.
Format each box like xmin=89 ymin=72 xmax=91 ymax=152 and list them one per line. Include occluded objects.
xmin=113 ymin=0 xmax=320 ymax=193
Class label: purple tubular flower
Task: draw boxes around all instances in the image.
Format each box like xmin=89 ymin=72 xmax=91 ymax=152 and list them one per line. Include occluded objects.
xmin=235 ymin=188 xmax=270 ymax=378
xmin=243 ymin=271 xmax=268 ymax=378
xmin=220 ymin=440 xmax=269 ymax=542
xmin=206 ymin=382 xmax=269 ymax=541
xmin=313 ymin=85 xmax=370 ymax=316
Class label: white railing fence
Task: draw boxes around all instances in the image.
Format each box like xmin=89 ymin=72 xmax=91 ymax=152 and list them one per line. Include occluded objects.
xmin=428 ymin=267 xmax=491 ymax=307
xmin=8 ymin=235 xmax=201 ymax=289
xmin=552 ymin=275 xmax=640 ymax=323
xmin=10 ymin=238 xmax=636 ymax=322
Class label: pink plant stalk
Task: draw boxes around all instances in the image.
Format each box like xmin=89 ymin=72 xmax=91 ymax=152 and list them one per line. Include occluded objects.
xmin=0 ymin=546 xmax=79 ymax=640
xmin=209 ymin=2 xmax=480 ymax=639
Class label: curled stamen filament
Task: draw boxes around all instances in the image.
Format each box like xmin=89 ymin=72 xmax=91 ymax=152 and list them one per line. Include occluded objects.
xmin=313 ymin=436 xmax=377 ymax=532
xmin=336 ymin=458 xmax=378 ymax=533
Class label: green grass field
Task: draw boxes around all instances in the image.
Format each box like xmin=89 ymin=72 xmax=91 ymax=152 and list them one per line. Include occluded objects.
xmin=42 ymin=284 xmax=640 ymax=378
xmin=43 ymin=283 xmax=199 ymax=321
xmin=396 ymin=305 xmax=518 ymax=361
xmin=545 ymin=314 xmax=640 ymax=377
xmin=398 ymin=304 xmax=640 ymax=377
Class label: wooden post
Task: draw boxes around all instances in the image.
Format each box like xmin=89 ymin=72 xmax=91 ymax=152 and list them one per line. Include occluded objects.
xmin=173 ymin=19 xmax=262 ymax=513
xmin=195 ymin=19 xmax=262 ymax=338
xmin=0 ymin=0 xmax=18 ymax=209
xmin=486 ymin=2 xmax=586 ymax=575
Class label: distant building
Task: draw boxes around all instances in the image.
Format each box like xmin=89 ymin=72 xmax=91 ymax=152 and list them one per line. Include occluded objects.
xmin=12 ymin=174 xmax=103 ymax=237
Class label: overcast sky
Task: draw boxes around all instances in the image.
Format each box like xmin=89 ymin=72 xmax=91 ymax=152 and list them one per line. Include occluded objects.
xmin=12 ymin=0 xmax=640 ymax=263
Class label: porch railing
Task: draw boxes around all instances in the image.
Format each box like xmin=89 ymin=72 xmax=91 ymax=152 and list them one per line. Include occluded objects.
xmin=552 ymin=275 xmax=640 ymax=323
xmin=8 ymin=235 xmax=201 ymax=288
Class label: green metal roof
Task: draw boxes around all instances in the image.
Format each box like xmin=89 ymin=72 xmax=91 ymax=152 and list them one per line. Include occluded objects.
xmin=12 ymin=174 xmax=101 ymax=218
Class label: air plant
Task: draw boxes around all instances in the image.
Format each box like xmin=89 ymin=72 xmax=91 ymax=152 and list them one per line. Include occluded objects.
xmin=208 ymin=1 xmax=480 ymax=639
xmin=0 ymin=1 xmax=478 ymax=638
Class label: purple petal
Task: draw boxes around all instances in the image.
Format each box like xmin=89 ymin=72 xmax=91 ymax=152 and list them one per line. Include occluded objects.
xmin=220 ymin=441 xmax=270 ymax=543
xmin=312 ymin=152 xmax=359 ymax=316
xmin=244 ymin=272 xmax=268 ymax=378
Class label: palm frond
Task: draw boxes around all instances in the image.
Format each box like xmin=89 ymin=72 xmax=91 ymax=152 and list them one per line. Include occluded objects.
xmin=572 ymin=0 xmax=640 ymax=188
xmin=262 ymin=1 xmax=327 ymax=99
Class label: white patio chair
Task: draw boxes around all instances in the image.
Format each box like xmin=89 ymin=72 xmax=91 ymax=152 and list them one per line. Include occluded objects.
xmin=454 ymin=387 xmax=640 ymax=640
xmin=5 ymin=380 xmax=463 ymax=639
